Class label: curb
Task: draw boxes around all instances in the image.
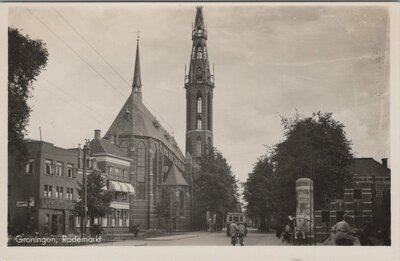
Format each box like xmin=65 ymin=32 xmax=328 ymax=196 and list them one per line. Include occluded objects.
xmin=145 ymin=235 xmax=199 ymax=241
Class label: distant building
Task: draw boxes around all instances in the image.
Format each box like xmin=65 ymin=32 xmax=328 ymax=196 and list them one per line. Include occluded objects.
xmin=8 ymin=139 xmax=80 ymax=235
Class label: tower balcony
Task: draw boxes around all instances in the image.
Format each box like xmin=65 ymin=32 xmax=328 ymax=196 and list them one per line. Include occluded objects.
xmin=185 ymin=74 xmax=214 ymax=87
xmin=192 ymin=29 xmax=207 ymax=39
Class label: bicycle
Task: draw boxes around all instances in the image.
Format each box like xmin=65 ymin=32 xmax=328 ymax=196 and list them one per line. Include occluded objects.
xmin=231 ymin=234 xmax=238 ymax=246
xmin=237 ymin=233 xmax=244 ymax=246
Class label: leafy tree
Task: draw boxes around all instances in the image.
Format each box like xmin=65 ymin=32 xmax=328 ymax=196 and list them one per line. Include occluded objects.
xmin=153 ymin=186 xmax=173 ymax=228
xmin=8 ymin=27 xmax=48 ymax=172
xmin=243 ymin=155 xmax=275 ymax=231
xmin=74 ymin=171 xmax=113 ymax=224
xmin=271 ymin=112 xmax=353 ymax=220
xmin=195 ymin=147 xmax=239 ymax=227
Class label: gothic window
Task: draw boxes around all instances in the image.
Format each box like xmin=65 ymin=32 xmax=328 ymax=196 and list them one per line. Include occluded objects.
xmin=120 ymin=141 xmax=128 ymax=157
xmin=204 ymin=46 xmax=207 ymax=58
xmin=179 ymin=190 xmax=184 ymax=216
xmin=196 ymin=137 xmax=202 ymax=157
xmin=191 ymin=46 xmax=195 ymax=59
xmin=197 ymin=117 xmax=202 ymax=130
xmin=197 ymin=96 xmax=202 ymax=114
xmin=197 ymin=47 xmax=203 ymax=59
xmin=152 ymin=144 xmax=157 ymax=179
xmin=136 ymin=142 xmax=146 ymax=200
xmin=207 ymin=93 xmax=211 ymax=131
xmin=187 ymin=94 xmax=191 ymax=131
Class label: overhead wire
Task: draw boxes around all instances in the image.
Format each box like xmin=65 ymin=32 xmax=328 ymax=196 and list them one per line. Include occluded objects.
xmin=26 ymin=7 xmax=179 ymax=144
xmin=51 ymin=7 xmax=177 ymax=133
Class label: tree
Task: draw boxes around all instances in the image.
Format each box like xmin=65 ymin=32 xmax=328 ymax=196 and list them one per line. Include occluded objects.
xmin=270 ymin=112 xmax=353 ymax=220
xmin=8 ymin=27 xmax=48 ymax=171
xmin=74 ymin=171 xmax=113 ymax=224
xmin=195 ymin=146 xmax=239 ymax=227
xmin=243 ymin=155 xmax=276 ymax=231
xmin=153 ymin=186 xmax=172 ymax=229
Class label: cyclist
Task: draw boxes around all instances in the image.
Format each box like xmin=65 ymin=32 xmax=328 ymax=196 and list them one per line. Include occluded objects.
xmin=229 ymin=221 xmax=238 ymax=246
xmin=237 ymin=222 xmax=246 ymax=246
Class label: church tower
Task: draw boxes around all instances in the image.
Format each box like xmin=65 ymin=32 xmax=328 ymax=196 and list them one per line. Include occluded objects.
xmin=185 ymin=7 xmax=214 ymax=158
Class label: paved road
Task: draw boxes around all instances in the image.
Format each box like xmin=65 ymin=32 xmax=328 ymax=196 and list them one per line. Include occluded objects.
xmin=97 ymin=229 xmax=288 ymax=246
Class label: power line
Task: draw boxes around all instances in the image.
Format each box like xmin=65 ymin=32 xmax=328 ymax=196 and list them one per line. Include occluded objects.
xmin=27 ymin=7 xmax=177 ymax=135
xmin=53 ymin=8 xmax=131 ymax=87
xmin=51 ymin=8 xmax=176 ymax=133
xmin=25 ymin=7 xmax=126 ymax=98
xmin=42 ymin=78 xmax=111 ymax=123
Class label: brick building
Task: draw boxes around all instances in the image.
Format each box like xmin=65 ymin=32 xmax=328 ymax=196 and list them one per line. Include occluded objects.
xmin=8 ymin=139 xmax=81 ymax=235
xmin=315 ymin=157 xmax=391 ymax=241
xmin=88 ymin=131 xmax=135 ymax=233
xmin=101 ymin=32 xmax=190 ymax=231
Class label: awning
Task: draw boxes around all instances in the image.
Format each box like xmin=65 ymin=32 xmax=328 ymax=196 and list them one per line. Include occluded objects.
xmin=125 ymin=183 xmax=135 ymax=194
xmin=119 ymin=182 xmax=128 ymax=193
xmin=108 ymin=180 xmax=135 ymax=194
xmin=108 ymin=181 xmax=121 ymax=191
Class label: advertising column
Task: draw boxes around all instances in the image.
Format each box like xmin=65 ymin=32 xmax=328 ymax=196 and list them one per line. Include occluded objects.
xmin=296 ymin=178 xmax=314 ymax=242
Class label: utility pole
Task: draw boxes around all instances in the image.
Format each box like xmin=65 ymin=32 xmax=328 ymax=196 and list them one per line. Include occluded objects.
xmin=81 ymin=139 xmax=90 ymax=235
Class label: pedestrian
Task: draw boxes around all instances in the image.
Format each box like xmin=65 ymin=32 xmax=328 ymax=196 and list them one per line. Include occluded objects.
xmin=229 ymin=221 xmax=238 ymax=246
xmin=331 ymin=214 xmax=359 ymax=245
xmin=237 ymin=222 xmax=246 ymax=246
xmin=282 ymin=223 xmax=291 ymax=243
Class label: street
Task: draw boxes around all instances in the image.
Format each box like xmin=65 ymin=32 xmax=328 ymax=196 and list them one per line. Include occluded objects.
xmin=96 ymin=229 xmax=287 ymax=246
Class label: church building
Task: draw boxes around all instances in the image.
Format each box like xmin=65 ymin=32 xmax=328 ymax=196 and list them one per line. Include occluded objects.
xmin=100 ymin=34 xmax=191 ymax=231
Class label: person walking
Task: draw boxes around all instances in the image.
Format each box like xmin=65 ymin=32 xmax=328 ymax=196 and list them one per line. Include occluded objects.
xmin=229 ymin=221 xmax=238 ymax=246
xmin=237 ymin=223 xmax=246 ymax=246
xmin=283 ymin=223 xmax=291 ymax=243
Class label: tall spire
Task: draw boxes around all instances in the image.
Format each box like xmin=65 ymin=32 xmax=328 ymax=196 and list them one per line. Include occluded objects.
xmin=194 ymin=6 xmax=205 ymax=31
xmin=185 ymin=6 xmax=214 ymax=87
xmin=132 ymin=34 xmax=142 ymax=97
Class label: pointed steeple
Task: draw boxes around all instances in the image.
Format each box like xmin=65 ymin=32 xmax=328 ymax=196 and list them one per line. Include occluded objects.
xmin=193 ymin=6 xmax=207 ymax=40
xmin=186 ymin=6 xmax=214 ymax=87
xmin=132 ymin=35 xmax=142 ymax=98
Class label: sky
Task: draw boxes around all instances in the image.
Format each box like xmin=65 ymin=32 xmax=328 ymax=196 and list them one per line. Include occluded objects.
xmin=8 ymin=4 xmax=390 ymax=184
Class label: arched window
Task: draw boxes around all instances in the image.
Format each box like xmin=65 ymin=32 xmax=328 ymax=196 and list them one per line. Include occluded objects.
xmin=191 ymin=46 xmax=195 ymax=59
xmin=196 ymin=137 xmax=202 ymax=157
xmin=120 ymin=141 xmax=128 ymax=157
xmin=187 ymin=94 xmax=191 ymax=131
xmin=197 ymin=96 xmax=202 ymax=114
xmin=152 ymin=144 xmax=158 ymax=182
xmin=197 ymin=47 xmax=203 ymax=59
xmin=204 ymin=46 xmax=207 ymax=58
xmin=179 ymin=190 xmax=184 ymax=216
xmin=197 ymin=117 xmax=202 ymax=130
xmin=136 ymin=142 xmax=146 ymax=200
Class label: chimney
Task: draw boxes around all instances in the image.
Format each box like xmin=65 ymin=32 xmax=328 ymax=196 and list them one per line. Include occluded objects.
xmin=94 ymin=129 xmax=101 ymax=139
xmin=381 ymin=158 xmax=388 ymax=168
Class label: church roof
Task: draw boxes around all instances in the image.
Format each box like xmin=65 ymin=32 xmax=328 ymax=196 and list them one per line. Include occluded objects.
xmin=164 ymin=164 xmax=189 ymax=186
xmin=89 ymin=138 xmax=127 ymax=158
xmin=349 ymin=158 xmax=390 ymax=177
xmin=105 ymin=93 xmax=185 ymax=161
